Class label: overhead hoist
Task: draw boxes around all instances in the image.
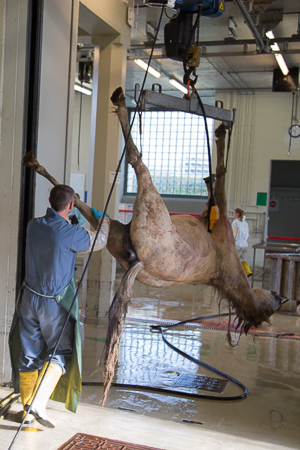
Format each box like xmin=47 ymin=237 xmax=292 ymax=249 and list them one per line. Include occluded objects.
xmin=141 ymin=0 xmax=228 ymax=231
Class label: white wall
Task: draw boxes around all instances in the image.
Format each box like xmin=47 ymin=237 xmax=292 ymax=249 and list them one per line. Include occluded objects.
xmin=34 ymin=0 xmax=79 ymax=218
xmin=220 ymin=91 xmax=300 ymax=265
xmin=71 ymin=93 xmax=92 ymax=183
xmin=221 ymin=92 xmax=300 ymax=211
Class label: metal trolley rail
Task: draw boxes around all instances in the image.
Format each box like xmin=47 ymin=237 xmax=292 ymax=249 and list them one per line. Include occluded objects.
xmin=251 ymin=242 xmax=300 ymax=288
xmin=266 ymin=252 xmax=300 ymax=316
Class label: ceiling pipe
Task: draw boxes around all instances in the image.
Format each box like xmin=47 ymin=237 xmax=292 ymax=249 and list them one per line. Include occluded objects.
xmin=233 ymin=0 xmax=266 ymax=52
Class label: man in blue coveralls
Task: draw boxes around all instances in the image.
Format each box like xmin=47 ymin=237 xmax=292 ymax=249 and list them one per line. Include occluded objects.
xmin=10 ymin=184 xmax=109 ymax=428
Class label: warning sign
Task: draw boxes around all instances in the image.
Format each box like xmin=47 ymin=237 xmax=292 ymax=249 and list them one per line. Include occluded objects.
xmin=269 ymin=199 xmax=279 ymax=212
xmin=219 ymin=2 xmax=224 ymax=11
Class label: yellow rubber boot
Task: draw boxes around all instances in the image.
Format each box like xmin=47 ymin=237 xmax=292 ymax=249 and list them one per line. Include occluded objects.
xmin=242 ymin=261 xmax=252 ymax=277
xmin=19 ymin=371 xmax=38 ymax=424
xmin=25 ymin=362 xmax=62 ymax=428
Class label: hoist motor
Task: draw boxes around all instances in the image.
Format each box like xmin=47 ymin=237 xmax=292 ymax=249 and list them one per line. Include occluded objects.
xmin=144 ymin=0 xmax=225 ymax=63
xmin=144 ymin=0 xmax=225 ymax=232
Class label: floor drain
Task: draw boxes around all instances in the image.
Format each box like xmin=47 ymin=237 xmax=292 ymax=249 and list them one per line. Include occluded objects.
xmin=117 ymin=407 xmax=137 ymax=412
xmin=182 ymin=419 xmax=203 ymax=425
xmin=167 ymin=373 xmax=228 ymax=393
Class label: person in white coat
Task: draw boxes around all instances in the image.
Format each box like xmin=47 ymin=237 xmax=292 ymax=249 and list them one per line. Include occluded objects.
xmin=232 ymin=208 xmax=252 ymax=277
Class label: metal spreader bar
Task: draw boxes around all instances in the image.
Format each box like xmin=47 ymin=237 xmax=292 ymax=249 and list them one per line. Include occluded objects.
xmin=136 ymin=84 xmax=235 ymax=129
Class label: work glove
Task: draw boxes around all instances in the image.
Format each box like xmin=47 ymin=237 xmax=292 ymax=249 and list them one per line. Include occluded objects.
xmin=92 ymin=207 xmax=109 ymax=220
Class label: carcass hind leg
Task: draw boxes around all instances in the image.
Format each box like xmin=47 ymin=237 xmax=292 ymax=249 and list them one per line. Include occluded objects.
xmin=110 ymin=87 xmax=141 ymax=168
xmin=213 ymin=124 xmax=227 ymax=216
xmin=111 ymin=87 xmax=175 ymax=241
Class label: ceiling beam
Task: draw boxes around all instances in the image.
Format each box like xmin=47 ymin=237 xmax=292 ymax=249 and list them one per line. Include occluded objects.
xmin=129 ymin=36 xmax=300 ymax=50
xmin=128 ymin=48 xmax=300 ymax=60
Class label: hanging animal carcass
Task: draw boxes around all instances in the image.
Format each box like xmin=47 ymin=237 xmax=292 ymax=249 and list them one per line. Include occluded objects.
xmin=23 ymin=87 xmax=281 ymax=405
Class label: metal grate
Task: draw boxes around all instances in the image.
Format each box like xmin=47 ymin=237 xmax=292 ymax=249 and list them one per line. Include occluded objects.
xmin=117 ymin=325 xmax=204 ymax=387
xmin=126 ymin=110 xmax=214 ymax=196
xmin=171 ymin=373 xmax=227 ymax=393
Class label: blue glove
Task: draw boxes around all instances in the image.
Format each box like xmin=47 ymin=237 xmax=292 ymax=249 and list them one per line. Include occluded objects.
xmin=92 ymin=207 xmax=109 ymax=220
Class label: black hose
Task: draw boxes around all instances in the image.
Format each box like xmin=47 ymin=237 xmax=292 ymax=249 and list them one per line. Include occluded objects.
xmin=82 ymin=380 xmax=247 ymax=401
xmin=154 ymin=325 xmax=248 ymax=400
xmin=82 ymin=313 xmax=248 ymax=402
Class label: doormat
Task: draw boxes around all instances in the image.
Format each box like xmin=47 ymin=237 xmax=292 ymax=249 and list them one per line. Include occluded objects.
xmin=57 ymin=433 xmax=164 ymax=450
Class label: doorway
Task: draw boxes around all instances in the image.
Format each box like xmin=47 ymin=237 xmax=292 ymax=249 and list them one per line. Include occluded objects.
xmin=268 ymin=160 xmax=300 ymax=242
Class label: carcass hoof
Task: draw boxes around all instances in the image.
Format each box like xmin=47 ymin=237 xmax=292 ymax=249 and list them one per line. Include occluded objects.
xmin=215 ymin=123 xmax=226 ymax=138
xmin=23 ymin=151 xmax=39 ymax=169
xmin=203 ymin=174 xmax=216 ymax=186
xmin=111 ymin=87 xmax=125 ymax=108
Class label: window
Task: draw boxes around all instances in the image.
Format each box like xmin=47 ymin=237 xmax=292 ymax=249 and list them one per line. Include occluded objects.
xmin=125 ymin=110 xmax=214 ymax=197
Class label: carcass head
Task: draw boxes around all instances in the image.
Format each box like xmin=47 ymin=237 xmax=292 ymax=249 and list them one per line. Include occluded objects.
xmin=239 ymin=289 xmax=282 ymax=334
xmin=253 ymin=288 xmax=282 ymax=320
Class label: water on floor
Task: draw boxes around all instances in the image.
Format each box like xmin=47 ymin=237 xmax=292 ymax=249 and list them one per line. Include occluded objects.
xmin=81 ymin=270 xmax=300 ymax=450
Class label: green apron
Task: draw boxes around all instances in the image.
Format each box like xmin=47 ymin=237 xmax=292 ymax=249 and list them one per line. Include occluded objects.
xmin=9 ymin=275 xmax=82 ymax=413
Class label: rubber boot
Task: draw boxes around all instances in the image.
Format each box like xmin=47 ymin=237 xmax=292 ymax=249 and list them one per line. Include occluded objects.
xmin=19 ymin=371 xmax=38 ymax=424
xmin=25 ymin=362 xmax=62 ymax=428
xmin=242 ymin=261 xmax=252 ymax=277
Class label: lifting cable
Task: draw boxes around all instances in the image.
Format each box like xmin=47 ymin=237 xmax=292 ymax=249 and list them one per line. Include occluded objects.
xmin=7 ymin=7 xmax=166 ymax=450
xmin=182 ymin=5 xmax=219 ymax=233
xmin=82 ymin=313 xmax=248 ymax=401
xmin=151 ymin=316 xmax=248 ymax=400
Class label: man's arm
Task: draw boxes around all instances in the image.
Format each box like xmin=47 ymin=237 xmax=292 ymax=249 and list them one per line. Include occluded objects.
xmin=81 ymin=217 xmax=110 ymax=253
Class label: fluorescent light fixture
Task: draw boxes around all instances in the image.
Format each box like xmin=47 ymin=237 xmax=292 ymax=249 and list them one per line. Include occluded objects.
xmin=169 ymin=78 xmax=188 ymax=94
xmin=266 ymin=30 xmax=289 ymax=76
xmin=134 ymin=59 xmax=161 ymax=78
xmin=265 ymin=30 xmax=275 ymax=39
xmin=74 ymin=84 xmax=92 ymax=95
xmin=270 ymin=41 xmax=280 ymax=52
xmin=274 ymin=54 xmax=289 ymax=76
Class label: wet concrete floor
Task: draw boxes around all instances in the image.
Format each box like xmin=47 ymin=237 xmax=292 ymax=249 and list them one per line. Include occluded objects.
xmin=80 ymin=270 xmax=300 ymax=449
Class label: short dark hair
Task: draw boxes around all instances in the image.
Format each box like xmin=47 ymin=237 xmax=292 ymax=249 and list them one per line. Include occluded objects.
xmin=49 ymin=185 xmax=75 ymax=212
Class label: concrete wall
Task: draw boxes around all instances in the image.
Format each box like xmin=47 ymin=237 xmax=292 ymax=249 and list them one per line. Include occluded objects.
xmin=0 ymin=0 xmax=28 ymax=384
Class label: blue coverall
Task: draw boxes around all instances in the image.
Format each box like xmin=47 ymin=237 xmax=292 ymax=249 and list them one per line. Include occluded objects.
xmin=18 ymin=207 xmax=90 ymax=373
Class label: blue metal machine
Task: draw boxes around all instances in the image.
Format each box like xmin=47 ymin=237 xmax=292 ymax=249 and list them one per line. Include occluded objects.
xmin=145 ymin=0 xmax=225 ymax=17
xmin=173 ymin=0 xmax=224 ymax=17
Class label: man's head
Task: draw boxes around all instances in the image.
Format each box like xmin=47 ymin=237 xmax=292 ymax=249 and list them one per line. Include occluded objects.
xmin=49 ymin=185 xmax=75 ymax=213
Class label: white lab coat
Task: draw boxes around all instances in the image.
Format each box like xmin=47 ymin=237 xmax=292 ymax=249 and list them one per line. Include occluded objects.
xmin=232 ymin=216 xmax=249 ymax=251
